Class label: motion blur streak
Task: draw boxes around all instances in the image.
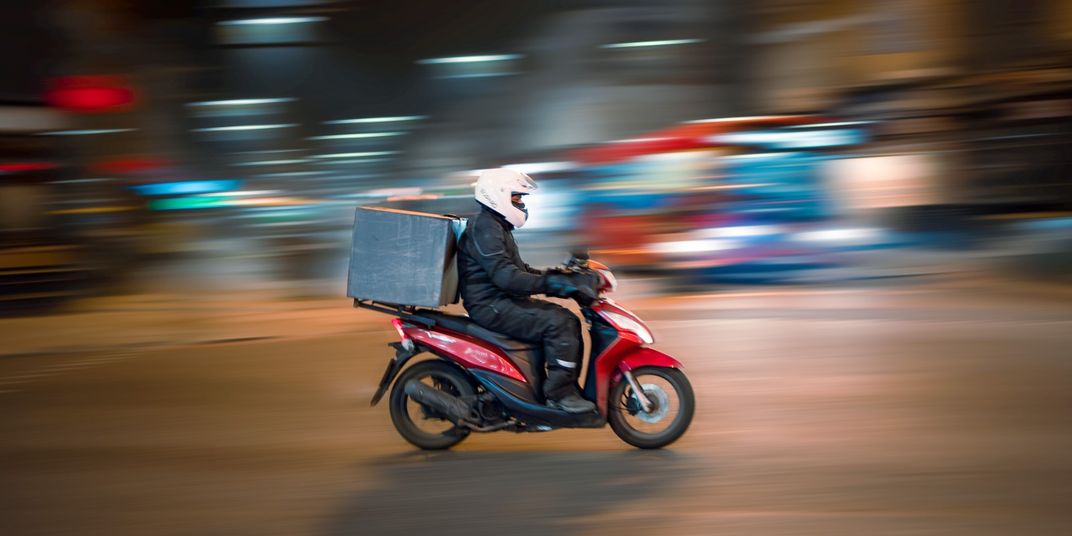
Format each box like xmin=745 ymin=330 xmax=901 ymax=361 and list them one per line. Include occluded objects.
xmin=0 ymin=0 xmax=1070 ymax=534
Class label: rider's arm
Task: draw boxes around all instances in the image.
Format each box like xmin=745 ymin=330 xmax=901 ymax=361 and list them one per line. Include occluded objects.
xmin=521 ymin=261 xmax=544 ymax=276
xmin=471 ymin=223 xmax=546 ymax=295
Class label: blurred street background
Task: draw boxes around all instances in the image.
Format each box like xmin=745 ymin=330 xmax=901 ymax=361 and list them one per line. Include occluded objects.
xmin=1 ymin=0 xmax=1070 ymax=534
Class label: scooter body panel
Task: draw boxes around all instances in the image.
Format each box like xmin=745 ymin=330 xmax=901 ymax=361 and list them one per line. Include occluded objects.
xmin=405 ymin=325 xmax=528 ymax=383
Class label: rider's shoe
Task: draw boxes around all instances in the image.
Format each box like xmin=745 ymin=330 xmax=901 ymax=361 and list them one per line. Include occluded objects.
xmin=546 ymin=392 xmax=596 ymax=413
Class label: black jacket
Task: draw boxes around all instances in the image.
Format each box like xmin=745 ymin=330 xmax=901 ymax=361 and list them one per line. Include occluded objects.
xmin=458 ymin=204 xmax=547 ymax=309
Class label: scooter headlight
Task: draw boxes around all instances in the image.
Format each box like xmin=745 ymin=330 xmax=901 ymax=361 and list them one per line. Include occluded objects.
xmin=600 ymin=310 xmax=655 ymax=344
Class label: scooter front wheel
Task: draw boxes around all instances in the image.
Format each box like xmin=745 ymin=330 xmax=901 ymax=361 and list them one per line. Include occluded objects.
xmin=389 ymin=359 xmax=475 ymax=450
xmin=608 ymin=366 xmax=694 ymax=449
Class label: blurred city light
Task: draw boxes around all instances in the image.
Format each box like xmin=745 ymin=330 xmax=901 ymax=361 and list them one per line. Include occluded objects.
xmin=131 ymin=180 xmax=241 ymax=196
xmin=312 ymin=151 xmax=398 ymax=159
xmin=0 ymin=162 xmax=58 ymax=173
xmin=232 ymin=149 xmax=305 ymax=155
xmin=502 ymin=162 xmax=577 ymax=175
xmin=217 ymin=17 xmax=328 ymax=26
xmin=40 ymin=128 xmax=136 ymax=136
xmin=323 ymin=116 xmax=425 ymax=124
xmin=313 ymin=158 xmax=393 ymax=166
xmin=187 ymin=98 xmax=296 ymax=107
xmin=600 ymin=38 xmax=704 ymax=49
xmin=307 ymin=132 xmax=404 ymax=140
xmin=192 ymin=124 xmax=297 ymax=132
xmin=417 ymin=54 xmax=522 ymax=65
xmin=709 ymin=129 xmax=867 ymax=149
xmin=257 ymin=171 xmax=330 ymax=178
xmin=212 ymin=190 xmax=280 ymax=197
xmin=44 ymin=75 xmax=136 ymax=112
xmin=231 ymin=159 xmax=309 ymax=166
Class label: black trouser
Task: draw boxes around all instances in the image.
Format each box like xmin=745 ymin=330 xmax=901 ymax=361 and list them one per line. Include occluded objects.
xmin=467 ymin=298 xmax=582 ymax=376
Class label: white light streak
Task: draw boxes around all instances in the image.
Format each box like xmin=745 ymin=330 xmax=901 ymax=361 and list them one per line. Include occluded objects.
xmin=313 ymin=158 xmax=392 ymax=166
xmin=256 ymin=171 xmax=330 ymax=178
xmin=312 ymin=151 xmax=398 ymax=159
xmin=610 ymin=137 xmax=671 ymax=144
xmin=217 ymin=17 xmax=327 ymax=26
xmin=211 ymin=190 xmax=279 ymax=197
xmin=307 ymin=132 xmax=404 ymax=140
xmin=418 ymin=54 xmax=522 ymax=65
xmin=231 ymin=159 xmax=308 ymax=166
xmin=601 ymin=38 xmax=704 ymax=49
xmin=40 ymin=128 xmax=135 ymax=136
xmin=323 ymin=116 xmax=425 ymax=125
xmin=503 ymin=162 xmax=577 ymax=174
xmin=699 ymin=225 xmax=782 ymax=239
xmin=650 ymin=239 xmax=742 ymax=255
xmin=789 ymin=121 xmax=873 ymax=129
xmin=684 ymin=115 xmax=808 ymax=124
xmin=193 ymin=124 xmax=297 ymax=132
xmin=187 ymin=98 xmax=294 ymax=107
xmin=795 ymin=228 xmax=881 ymax=243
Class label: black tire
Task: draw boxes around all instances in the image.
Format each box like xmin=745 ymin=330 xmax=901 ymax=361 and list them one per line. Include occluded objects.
xmin=389 ymin=359 xmax=476 ymax=450
xmin=608 ymin=366 xmax=694 ymax=449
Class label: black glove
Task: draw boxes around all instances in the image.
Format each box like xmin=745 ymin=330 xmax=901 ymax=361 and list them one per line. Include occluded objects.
xmin=544 ymin=272 xmax=601 ymax=304
xmin=544 ymin=273 xmax=580 ymax=299
xmin=572 ymin=271 xmax=601 ymax=305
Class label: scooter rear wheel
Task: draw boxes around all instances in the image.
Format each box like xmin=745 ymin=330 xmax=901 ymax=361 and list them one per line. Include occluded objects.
xmin=389 ymin=359 xmax=476 ymax=450
xmin=608 ymin=366 xmax=694 ymax=449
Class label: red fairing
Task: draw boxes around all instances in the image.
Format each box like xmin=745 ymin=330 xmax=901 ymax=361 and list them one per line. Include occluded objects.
xmin=593 ymin=340 xmax=685 ymax=415
xmin=591 ymin=331 xmax=641 ymax=416
xmin=588 ymin=300 xmax=681 ymax=415
xmin=618 ymin=347 xmax=684 ymax=372
xmin=405 ymin=326 xmax=527 ymax=383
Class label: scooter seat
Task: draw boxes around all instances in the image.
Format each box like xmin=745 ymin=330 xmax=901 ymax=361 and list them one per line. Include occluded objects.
xmin=412 ymin=311 xmax=537 ymax=352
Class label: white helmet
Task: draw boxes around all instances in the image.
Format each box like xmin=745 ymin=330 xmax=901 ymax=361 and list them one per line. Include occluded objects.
xmin=474 ymin=168 xmax=538 ymax=228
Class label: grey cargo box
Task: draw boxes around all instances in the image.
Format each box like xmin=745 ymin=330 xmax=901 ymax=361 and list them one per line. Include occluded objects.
xmin=347 ymin=206 xmax=465 ymax=307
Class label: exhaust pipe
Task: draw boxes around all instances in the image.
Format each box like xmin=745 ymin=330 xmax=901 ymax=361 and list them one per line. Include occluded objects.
xmin=404 ymin=381 xmax=473 ymax=425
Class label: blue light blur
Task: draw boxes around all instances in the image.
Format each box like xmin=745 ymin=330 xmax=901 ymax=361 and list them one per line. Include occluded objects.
xmin=132 ymin=180 xmax=242 ymax=196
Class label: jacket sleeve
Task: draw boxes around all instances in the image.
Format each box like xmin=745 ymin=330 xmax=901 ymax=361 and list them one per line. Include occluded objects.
xmin=522 ymin=261 xmax=545 ymax=276
xmin=471 ymin=223 xmax=547 ymax=295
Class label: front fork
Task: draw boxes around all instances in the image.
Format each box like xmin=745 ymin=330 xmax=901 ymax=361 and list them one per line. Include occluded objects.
xmin=622 ymin=369 xmax=654 ymax=413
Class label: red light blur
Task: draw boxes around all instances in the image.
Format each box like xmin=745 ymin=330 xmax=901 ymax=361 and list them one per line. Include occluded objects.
xmin=93 ymin=156 xmax=168 ymax=175
xmin=45 ymin=76 xmax=136 ymax=112
xmin=0 ymin=162 xmax=58 ymax=173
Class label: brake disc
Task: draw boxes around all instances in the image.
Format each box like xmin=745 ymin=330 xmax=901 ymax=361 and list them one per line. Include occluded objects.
xmin=635 ymin=383 xmax=671 ymax=424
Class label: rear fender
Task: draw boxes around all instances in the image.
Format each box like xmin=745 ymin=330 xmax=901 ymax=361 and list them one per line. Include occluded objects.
xmin=370 ymin=342 xmax=421 ymax=406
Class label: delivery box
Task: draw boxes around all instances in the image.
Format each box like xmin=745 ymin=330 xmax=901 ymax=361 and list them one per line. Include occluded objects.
xmin=347 ymin=206 xmax=464 ymax=308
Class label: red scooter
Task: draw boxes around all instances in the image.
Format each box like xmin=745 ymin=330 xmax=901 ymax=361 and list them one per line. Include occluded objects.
xmin=362 ymin=254 xmax=694 ymax=449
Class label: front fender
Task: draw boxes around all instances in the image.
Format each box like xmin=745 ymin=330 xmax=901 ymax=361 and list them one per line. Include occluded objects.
xmin=618 ymin=346 xmax=684 ymax=372
xmin=608 ymin=347 xmax=685 ymax=401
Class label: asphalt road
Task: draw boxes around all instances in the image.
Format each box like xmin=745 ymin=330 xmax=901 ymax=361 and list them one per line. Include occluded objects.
xmin=1 ymin=277 xmax=1071 ymax=535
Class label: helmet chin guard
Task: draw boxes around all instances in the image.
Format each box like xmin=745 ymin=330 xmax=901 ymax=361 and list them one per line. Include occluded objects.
xmin=474 ymin=168 xmax=537 ymax=228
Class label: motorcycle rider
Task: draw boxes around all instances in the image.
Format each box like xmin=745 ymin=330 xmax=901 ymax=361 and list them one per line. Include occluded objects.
xmin=457 ymin=168 xmax=600 ymax=413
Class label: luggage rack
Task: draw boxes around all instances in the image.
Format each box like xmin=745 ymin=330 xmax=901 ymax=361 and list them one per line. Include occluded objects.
xmin=354 ymin=299 xmax=436 ymax=327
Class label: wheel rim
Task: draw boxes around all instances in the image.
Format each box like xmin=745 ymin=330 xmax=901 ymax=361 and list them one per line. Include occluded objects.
xmin=404 ymin=373 xmax=464 ymax=436
xmin=635 ymin=383 xmax=671 ymax=424
xmin=618 ymin=374 xmax=682 ymax=436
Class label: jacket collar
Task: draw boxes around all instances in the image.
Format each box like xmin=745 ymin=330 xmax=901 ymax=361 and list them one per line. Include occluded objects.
xmin=478 ymin=202 xmax=514 ymax=231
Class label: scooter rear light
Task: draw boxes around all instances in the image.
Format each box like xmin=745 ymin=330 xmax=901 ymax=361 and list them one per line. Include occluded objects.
xmin=391 ymin=318 xmax=415 ymax=351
